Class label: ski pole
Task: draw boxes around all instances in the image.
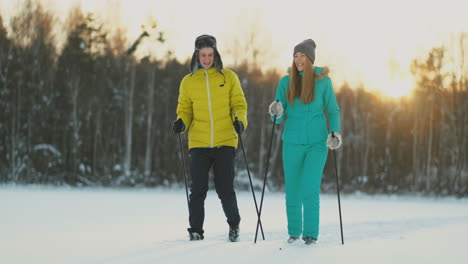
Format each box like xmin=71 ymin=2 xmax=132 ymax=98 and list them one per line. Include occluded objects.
xmin=254 ymin=113 xmax=277 ymax=243
xmin=177 ymin=133 xmax=190 ymax=215
xmin=332 ymin=132 xmax=344 ymax=245
xmin=235 ymin=115 xmax=265 ymax=241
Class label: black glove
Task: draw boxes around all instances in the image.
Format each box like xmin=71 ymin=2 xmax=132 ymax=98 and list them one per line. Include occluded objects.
xmin=172 ymin=118 xmax=185 ymax=134
xmin=233 ymin=120 xmax=244 ymax=134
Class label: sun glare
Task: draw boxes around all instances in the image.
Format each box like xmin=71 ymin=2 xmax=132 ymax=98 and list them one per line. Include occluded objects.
xmin=3 ymin=0 xmax=463 ymax=99
xmin=379 ymin=76 xmax=415 ymax=98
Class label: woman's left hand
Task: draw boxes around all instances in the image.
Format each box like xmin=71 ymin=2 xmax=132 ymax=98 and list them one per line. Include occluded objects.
xmin=327 ymin=132 xmax=342 ymax=150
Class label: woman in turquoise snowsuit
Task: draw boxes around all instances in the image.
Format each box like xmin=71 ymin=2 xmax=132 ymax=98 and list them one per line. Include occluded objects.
xmin=269 ymin=39 xmax=342 ymax=245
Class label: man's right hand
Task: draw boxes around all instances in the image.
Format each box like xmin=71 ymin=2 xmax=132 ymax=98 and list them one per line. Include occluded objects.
xmin=172 ymin=118 xmax=185 ymax=134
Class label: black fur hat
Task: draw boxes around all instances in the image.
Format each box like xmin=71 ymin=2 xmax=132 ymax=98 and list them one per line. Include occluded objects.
xmin=190 ymin=34 xmax=223 ymax=73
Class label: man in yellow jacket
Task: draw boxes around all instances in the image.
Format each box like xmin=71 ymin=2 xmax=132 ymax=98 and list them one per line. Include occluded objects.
xmin=172 ymin=34 xmax=248 ymax=242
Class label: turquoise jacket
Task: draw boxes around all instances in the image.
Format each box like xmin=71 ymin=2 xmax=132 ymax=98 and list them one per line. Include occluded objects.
xmin=274 ymin=66 xmax=340 ymax=145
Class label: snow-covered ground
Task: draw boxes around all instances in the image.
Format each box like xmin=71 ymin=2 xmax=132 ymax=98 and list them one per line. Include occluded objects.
xmin=1 ymin=186 xmax=468 ymax=264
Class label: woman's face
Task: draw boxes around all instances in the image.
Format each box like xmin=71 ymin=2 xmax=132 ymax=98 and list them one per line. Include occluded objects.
xmin=199 ymin=47 xmax=214 ymax=69
xmin=294 ymin=52 xmax=307 ymax=72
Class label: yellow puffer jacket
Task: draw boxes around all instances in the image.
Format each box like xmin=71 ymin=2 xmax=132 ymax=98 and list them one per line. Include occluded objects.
xmin=176 ymin=67 xmax=248 ymax=149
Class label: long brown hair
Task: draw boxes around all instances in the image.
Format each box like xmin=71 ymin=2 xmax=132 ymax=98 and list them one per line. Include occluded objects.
xmin=287 ymin=59 xmax=315 ymax=105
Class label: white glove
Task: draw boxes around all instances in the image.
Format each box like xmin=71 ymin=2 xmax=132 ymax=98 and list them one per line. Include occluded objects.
xmin=269 ymin=100 xmax=283 ymax=118
xmin=327 ymin=132 xmax=342 ymax=150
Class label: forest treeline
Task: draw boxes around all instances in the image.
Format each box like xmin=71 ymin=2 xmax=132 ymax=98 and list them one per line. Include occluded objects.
xmin=0 ymin=1 xmax=467 ymax=196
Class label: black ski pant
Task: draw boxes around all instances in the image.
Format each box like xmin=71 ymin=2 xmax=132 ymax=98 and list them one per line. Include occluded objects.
xmin=187 ymin=146 xmax=240 ymax=235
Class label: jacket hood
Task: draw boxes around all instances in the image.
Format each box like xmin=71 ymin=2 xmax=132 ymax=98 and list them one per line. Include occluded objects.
xmin=315 ymin=66 xmax=329 ymax=80
xmin=298 ymin=66 xmax=330 ymax=80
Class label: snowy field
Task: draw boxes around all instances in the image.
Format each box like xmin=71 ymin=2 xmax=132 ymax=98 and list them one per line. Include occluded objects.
xmin=1 ymin=186 xmax=468 ymax=264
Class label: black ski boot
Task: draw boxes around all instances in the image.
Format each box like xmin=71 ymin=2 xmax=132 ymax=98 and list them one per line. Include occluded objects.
xmin=228 ymin=225 xmax=239 ymax=242
xmin=189 ymin=232 xmax=204 ymax=241
xmin=303 ymin=236 xmax=317 ymax=245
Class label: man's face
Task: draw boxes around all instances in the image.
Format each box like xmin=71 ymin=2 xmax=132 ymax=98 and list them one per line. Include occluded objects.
xmin=199 ymin=48 xmax=214 ymax=69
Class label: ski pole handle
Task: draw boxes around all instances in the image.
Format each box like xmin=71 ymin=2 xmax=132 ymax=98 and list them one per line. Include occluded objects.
xmin=274 ymin=100 xmax=279 ymax=117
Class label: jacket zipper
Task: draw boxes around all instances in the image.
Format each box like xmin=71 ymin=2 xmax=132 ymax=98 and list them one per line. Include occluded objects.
xmin=204 ymin=69 xmax=214 ymax=147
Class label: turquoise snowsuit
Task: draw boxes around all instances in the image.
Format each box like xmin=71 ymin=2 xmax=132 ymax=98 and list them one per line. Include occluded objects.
xmin=274 ymin=67 xmax=340 ymax=239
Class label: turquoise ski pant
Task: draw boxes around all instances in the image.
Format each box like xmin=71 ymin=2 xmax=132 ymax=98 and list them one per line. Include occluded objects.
xmin=283 ymin=142 xmax=328 ymax=239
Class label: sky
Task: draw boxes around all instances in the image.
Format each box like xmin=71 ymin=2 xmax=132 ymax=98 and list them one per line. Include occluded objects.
xmin=1 ymin=0 xmax=467 ymax=97
xmin=1 ymin=186 xmax=468 ymax=264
